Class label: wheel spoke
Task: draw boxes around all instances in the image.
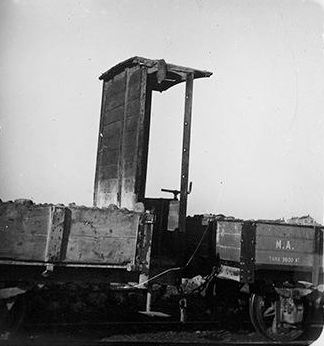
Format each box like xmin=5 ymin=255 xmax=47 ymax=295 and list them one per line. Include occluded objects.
xmin=263 ymin=305 xmax=275 ymax=318
xmin=249 ymin=293 xmax=306 ymax=342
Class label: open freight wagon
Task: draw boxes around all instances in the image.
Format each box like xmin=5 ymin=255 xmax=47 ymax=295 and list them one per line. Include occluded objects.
xmin=185 ymin=215 xmax=324 ymax=341
xmin=215 ymin=218 xmax=324 ymax=341
xmin=0 ymin=57 xmax=212 ymax=336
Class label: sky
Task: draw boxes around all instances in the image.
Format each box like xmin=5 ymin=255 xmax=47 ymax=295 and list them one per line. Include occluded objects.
xmin=0 ymin=0 xmax=324 ymax=222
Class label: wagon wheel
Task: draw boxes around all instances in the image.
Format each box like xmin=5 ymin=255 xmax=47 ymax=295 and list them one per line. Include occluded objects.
xmin=249 ymin=293 xmax=306 ymax=341
xmin=0 ymin=296 xmax=26 ymax=338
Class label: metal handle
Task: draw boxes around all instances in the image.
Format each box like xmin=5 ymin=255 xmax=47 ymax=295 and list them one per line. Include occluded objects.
xmin=161 ymin=189 xmax=180 ymax=200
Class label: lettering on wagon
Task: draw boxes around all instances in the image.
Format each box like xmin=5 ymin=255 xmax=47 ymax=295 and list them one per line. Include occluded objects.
xmin=269 ymin=255 xmax=299 ymax=264
xmin=275 ymin=239 xmax=295 ymax=251
xmin=265 ymin=239 xmax=300 ymax=264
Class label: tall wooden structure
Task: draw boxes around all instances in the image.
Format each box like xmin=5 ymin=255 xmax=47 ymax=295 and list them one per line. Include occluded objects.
xmin=93 ymin=57 xmax=212 ymax=233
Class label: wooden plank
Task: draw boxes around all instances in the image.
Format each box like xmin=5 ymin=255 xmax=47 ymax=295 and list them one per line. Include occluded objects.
xmin=102 ymin=121 xmax=122 ymax=149
xmin=105 ymin=72 xmax=126 ymax=96
xmin=134 ymin=74 xmax=151 ymax=201
xmin=216 ymin=246 xmax=241 ymax=262
xmin=123 ymin=129 xmax=138 ymax=148
xmin=216 ymin=221 xmax=243 ymax=263
xmin=0 ymin=234 xmax=47 ymax=261
xmin=255 ymin=235 xmax=314 ymax=253
xmin=0 ymin=203 xmax=51 ymax=261
xmin=93 ymin=81 xmax=109 ymax=208
xmin=117 ymin=67 xmax=131 ymax=207
xmin=256 ymin=223 xmax=314 ymax=240
xmin=94 ymin=65 xmax=149 ymax=209
xmin=93 ymin=190 xmax=118 ymax=208
xmin=97 ymin=164 xmax=119 ymax=180
xmin=217 ymin=233 xmax=241 ymax=246
xmin=216 ymin=221 xmax=242 ymax=240
xmin=123 ymin=161 xmax=135 ymax=178
xmin=125 ymin=114 xmax=139 ymax=131
xmin=128 ymin=72 xmax=141 ymax=100
xmin=255 ymin=223 xmax=316 ymax=269
xmin=68 ymin=207 xmax=140 ymax=238
xmin=104 ymin=90 xmax=125 ymax=112
xmin=102 ymin=106 xmax=124 ymax=126
xmin=64 ymin=236 xmax=137 ymax=264
xmin=96 ymin=178 xmax=119 ymax=194
xmin=119 ymin=66 xmax=147 ymax=210
xmin=64 ymin=206 xmax=141 ymax=265
xmin=125 ymin=97 xmax=141 ymax=118
xmin=98 ymin=148 xmax=119 ymax=166
xmin=122 ymin=177 xmax=136 ymax=193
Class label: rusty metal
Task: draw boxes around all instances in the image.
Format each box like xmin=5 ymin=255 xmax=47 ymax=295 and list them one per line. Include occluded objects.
xmin=178 ymin=72 xmax=194 ymax=235
xmin=240 ymin=221 xmax=256 ymax=283
xmin=44 ymin=206 xmax=65 ymax=263
xmin=136 ymin=212 xmax=154 ymax=286
xmin=312 ymin=226 xmax=323 ymax=286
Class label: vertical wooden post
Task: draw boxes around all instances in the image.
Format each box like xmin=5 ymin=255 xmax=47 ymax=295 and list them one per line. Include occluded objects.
xmin=179 ymin=73 xmax=194 ymax=234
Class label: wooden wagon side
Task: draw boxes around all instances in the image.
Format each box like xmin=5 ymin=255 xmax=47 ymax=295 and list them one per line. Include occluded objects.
xmin=216 ymin=219 xmax=323 ymax=286
xmin=0 ymin=200 xmax=153 ymax=285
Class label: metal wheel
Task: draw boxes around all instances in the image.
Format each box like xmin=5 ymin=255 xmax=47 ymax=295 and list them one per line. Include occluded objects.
xmin=0 ymin=296 xmax=26 ymax=338
xmin=249 ymin=293 xmax=306 ymax=341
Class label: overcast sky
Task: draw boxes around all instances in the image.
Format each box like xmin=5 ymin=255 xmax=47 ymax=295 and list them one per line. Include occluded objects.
xmin=0 ymin=0 xmax=324 ymax=222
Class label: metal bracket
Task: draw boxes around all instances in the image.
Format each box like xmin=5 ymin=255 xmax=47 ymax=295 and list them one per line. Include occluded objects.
xmin=240 ymin=221 xmax=256 ymax=283
xmin=42 ymin=263 xmax=54 ymax=278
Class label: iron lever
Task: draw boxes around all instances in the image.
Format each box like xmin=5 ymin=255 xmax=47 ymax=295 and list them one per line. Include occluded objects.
xmin=161 ymin=182 xmax=192 ymax=200
xmin=161 ymin=189 xmax=180 ymax=200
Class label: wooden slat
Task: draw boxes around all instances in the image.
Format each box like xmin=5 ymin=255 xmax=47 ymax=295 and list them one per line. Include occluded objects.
xmin=216 ymin=221 xmax=242 ymax=262
xmin=68 ymin=207 xmax=140 ymax=238
xmin=93 ymin=190 xmax=118 ymax=207
xmin=217 ymin=246 xmax=241 ymax=262
xmin=102 ymin=121 xmax=122 ymax=149
xmin=105 ymin=72 xmax=126 ymax=96
xmin=123 ymin=161 xmax=136 ymax=178
xmin=64 ymin=206 xmax=140 ymax=265
xmin=0 ymin=203 xmax=51 ymax=261
xmin=97 ymin=164 xmax=119 ymax=180
xmin=256 ymin=223 xmax=314 ymax=240
xmin=255 ymin=236 xmax=314 ymax=253
xmin=98 ymin=148 xmax=119 ymax=166
xmin=102 ymin=106 xmax=124 ymax=126
xmin=104 ymin=89 xmax=125 ymax=112
xmin=94 ymin=65 xmax=149 ymax=210
xmin=255 ymin=223 xmax=316 ymax=268
xmin=217 ymin=233 xmax=241 ymax=246
xmin=65 ymin=236 xmax=137 ymax=264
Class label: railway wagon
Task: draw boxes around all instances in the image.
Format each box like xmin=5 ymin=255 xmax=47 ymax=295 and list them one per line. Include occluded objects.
xmin=1 ymin=57 xmax=323 ymax=341
xmin=0 ymin=57 xmax=212 ymax=336
xmin=215 ymin=219 xmax=324 ymax=341
xmin=184 ymin=215 xmax=324 ymax=341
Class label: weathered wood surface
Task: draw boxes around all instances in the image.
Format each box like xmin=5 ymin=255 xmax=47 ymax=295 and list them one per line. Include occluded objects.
xmin=255 ymin=223 xmax=318 ymax=268
xmin=93 ymin=65 xmax=150 ymax=210
xmin=0 ymin=202 xmax=50 ymax=261
xmin=64 ymin=207 xmax=140 ymax=264
xmin=216 ymin=220 xmax=323 ymax=271
xmin=0 ymin=202 xmax=142 ymax=267
xmin=216 ymin=221 xmax=242 ymax=262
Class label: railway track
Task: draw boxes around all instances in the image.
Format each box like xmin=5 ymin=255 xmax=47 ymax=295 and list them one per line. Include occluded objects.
xmin=1 ymin=320 xmax=322 ymax=346
xmin=0 ymin=337 xmax=320 ymax=346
